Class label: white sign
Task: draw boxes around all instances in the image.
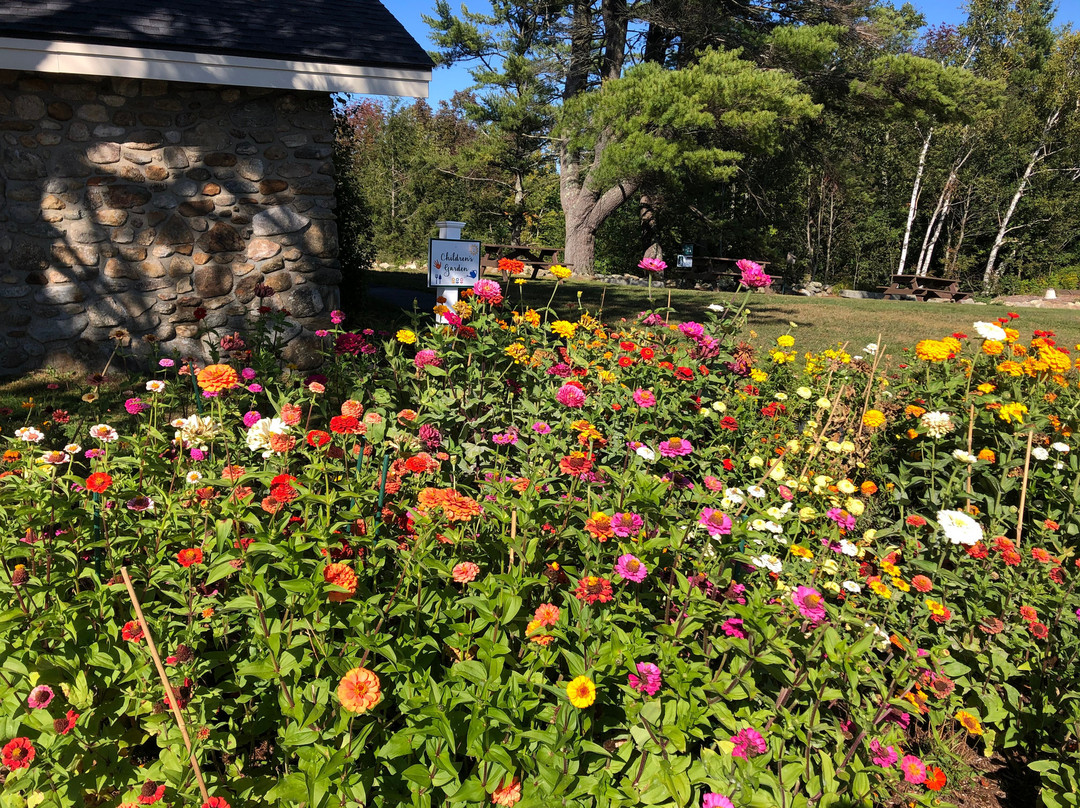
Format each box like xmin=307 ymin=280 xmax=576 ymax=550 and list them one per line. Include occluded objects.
xmin=429 ymin=239 xmax=482 ymax=287
xmin=677 ymin=255 xmax=693 ymax=268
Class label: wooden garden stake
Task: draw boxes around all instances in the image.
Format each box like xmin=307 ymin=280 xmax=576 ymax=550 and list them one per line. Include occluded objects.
xmin=854 ymin=333 xmax=884 ymax=441
xmin=1016 ymin=430 xmax=1035 ymax=548
xmin=119 ymin=567 xmax=210 ymax=803
xmin=508 ymin=510 xmax=518 ymax=570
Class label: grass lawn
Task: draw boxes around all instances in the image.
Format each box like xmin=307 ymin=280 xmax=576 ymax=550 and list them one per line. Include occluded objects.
xmin=365 ymin=268 xmax=1080 ymax=354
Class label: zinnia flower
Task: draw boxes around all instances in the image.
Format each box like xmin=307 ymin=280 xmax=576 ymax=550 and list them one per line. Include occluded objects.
xmin=202 ymin=799 xmax=232 ymax=808
xmin=27 ymin=684 xmax=54 ymax=709
xmin=472 ymin=278 xmax=503 ymax=304
xmin=702 ymin=795 xmax=734 ymax=808
xmin=86 ymin=472 xmax=113 ymax=493
xmin=869 ymin=739 xmax=897 ymax=768
xmin=792 ymin=586 xmax=827 ymax=624
xmin=558 ymin=452 xmax=593 ymax=477
xmin=138 ymin=781 xmax=166 ymax=805
xmin=196 ymin=364 xmax=239 ymax=393
xmin=338 ymin=667 xmax=381 ymax=713
xmin=556 ymin=383 xmax=586 ymax=408
xmin=900 ymin=755 xmax=926 ymax=784
xmin=698 ymin=508 xmax=732 ymax=537
xmin=566 ymin=675 xmax=596 ymax=708
xmin=585 ymin=512 xmax=614 ymax=540
xmin=324 ymin=563 xmax=358 ymax=602
xmin=614 ymin=554 xmax=648 ymax=583
xmin=2 ymin=737 xmax=35 ymax=770
xmin=611 ymin=512 xmax=643 ymax=538
xmin=658 ymin=437 xmax=693 ymax=457
xmin=628 ymin=662 xmax=662 ymax=695
xmin=574 ymin=576 xmax=613 ymax=605
xmin=730 ymin=727 xmax=767 ymax=758
xmin=452 ymin=562 xmax=480 ymax=583
xmin=533 ymin=603 xmax=560 ymax=627
xmin=633 ymin=388 xmax=657 ymax=408
xmin=955 ymin=710 xmax=983 ymax=735
xmin=638 ymin=256 xmax=666 ymax=273
xmin=937 ymin=509 xmax=983 ymax=546
xmin=177 ymin=548 xmax=204 ymax=567
xmin=491 ymin=776 xmax=522 ymax=806
xmin=925 ymin=766 xmax=946 ymax=791
xmin=737 ymin=259 xmax=771 ymax=288
xmin=721 ymin=618 xmax=745 ymax=638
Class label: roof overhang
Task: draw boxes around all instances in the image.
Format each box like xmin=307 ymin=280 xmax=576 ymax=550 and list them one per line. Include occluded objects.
xmin=0 ymin=35 xmax=431 ymax=96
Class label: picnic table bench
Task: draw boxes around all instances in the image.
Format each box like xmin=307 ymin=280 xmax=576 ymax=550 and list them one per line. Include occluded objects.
xmin=481 ymin=244 xmax=569 ymax=279
xmin=670 ymin=256 xmax=771 ymax=290
xmin=881 ymin=274 xmax=972 ymax=302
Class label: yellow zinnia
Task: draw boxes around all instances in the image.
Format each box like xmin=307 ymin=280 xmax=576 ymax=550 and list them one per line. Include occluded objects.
xmin=998 ymin=402 xmax=1028 ymax=424
xmin=862 ymin=409 xmax=886 ymax=429
xmin=395 ymin=329 xmax=416 ymax=345
xmin=915 ymin=340 xmax=952 ymax=362
xmin=777 ymin=334 xmax=795 ymax=348
xmin=550 ymin=264 xmax=571 ymax=280
xmin=566 ymin=675 xmax=596 ymax=708
xmin=551 ymin=320 xmax=577 ymax=339
xmin=955 ymin=709 xmax=983 ymax=735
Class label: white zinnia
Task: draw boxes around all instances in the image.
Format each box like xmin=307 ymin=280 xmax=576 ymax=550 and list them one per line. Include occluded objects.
xmin=920 ymin=411 xmax=954 ymax=439
xmin=246 ymin=417 xmax=289 ymax=458
xmin=1052 ymin=442 xmax=1070 ymax=453
xmin=747 ymin=485 xmax=766 ymax=499
xmin=635 ymin=445 xmax=656 ymax=462
xmin=843 ymin=580 xmax=862 ymax=594
xmin=750 ymin=554 xmax=783 ymax=574
xmin=185 ymin=470 xmax=203 ymax=485
xmin=937 ymin=509 xmax=983 ymax=546
xmin=1033 ymin=447 xmax=1049 ymax=461
xmin=146 ymin=380 xmax=166 ymax=393
xmin=952 ymin=449 xmax=977 ymax=465
xmin=15 ymin=426 xmax=44 ymax=443
xmin=974 ymin=321 xmax=1007 ymax=341
xmin=864 ymin=343 xmax=879 ymax=356
xmin=89 ymin=424 xmax=119 ymax=443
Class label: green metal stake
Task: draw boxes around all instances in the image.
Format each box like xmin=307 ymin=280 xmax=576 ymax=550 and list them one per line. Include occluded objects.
xmin=188 ymin=361 xmax=202 ymax=414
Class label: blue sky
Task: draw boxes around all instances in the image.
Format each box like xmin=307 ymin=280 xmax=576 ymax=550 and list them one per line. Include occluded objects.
xmin=388 ymin=0 xmax=1080 ymax=104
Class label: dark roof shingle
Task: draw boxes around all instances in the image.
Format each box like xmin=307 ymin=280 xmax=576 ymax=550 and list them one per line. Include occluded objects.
xmin=0 ymin=0 xmax=434 ymax=69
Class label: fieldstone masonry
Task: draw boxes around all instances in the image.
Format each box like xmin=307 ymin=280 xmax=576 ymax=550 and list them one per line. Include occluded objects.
xmin=0 ymin=71 xmax=342 ymax=373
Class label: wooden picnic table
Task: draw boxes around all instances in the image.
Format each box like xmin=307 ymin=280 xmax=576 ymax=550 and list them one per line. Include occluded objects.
xmin=481 ymin=243 xmax=568 ymax=279
xmin=882 ymin=274 xmax=971 ymax=302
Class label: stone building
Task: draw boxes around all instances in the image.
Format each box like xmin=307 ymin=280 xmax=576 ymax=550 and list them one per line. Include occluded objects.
xmin=0 ymin=0 xmax=431 ymax=372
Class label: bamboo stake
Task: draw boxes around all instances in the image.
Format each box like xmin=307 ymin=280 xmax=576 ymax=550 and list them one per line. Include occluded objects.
xmin=508 ymin=510 xmax=518 ymax=571
xmin=119 ymin=567 xmax=210 ymax=802
xmin=1016 ymin=430 xmax=1035 ymax=548
xmin=854 ymin=333 xmax=884 ymax=441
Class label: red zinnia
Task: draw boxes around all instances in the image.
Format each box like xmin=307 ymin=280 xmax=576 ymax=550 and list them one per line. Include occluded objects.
xmin=2 ymin=737 xmax=35 ymax=770
xmin=1029 ymin=622 xmax=1049 ymax=639
xmin=86 ymin=472 xmax=113 ymax=493
xmin=1002 ymin=549 xmax=1022 ymax=567
xmin=271 ymin=483 xmax=298 ymax=504
xmin=138 ymin=781 xmax=166 ymax=805
xmin=640 ymin=347 xmax=655 ymax=360
xmin=121 ymin=620 xmax=144 ymax=642
xmin=330 ymin=415 xmax=361 ymax=434
xmin=924 ymin=766 xmax=946 ymax=791
xmin=674 ymin=366 xmax=693 ymax=379
xmin=202 ymin=799 xmax=231 ymax=808
xmin=54 ymin=709 xmax=79 ymax=735
xmin=574 ymin=575 xmax=613 ymax=605
xmin=306 ymin=429 xmax=331 ymax=447
xmin=177 ymin=548 xmax=204 ymax=567
xmin=905 ymin=515 xmax=927 ymax=527
xmin=966 ymin=542 xmax=989 ymax=559
xmin=558 ymin=452 xmax=594 ymax=477
xmin=1031 ymin=547 xmax=1052 ymax=563
xmin=719 ymin=416 xmax=738 ymax=431
xmin=911 ymin=575 xmax=932 ymax=593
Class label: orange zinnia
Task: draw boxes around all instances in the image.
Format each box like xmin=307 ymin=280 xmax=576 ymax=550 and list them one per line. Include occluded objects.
xmin=559 ymin=452 xmax=593 ymax=476
xmin=340 ymin=399 xmax=363 ymax=418
xmin=86 ymin=472 xmax=113 ymax=493
xmin=196 ymin=364 xmax=239 ymax=393
xmin=491 ymin=775 xmax=522 ymax=806
xmin=338 ymin=666 xmax=381 ymax=713
xmin=324 ymin=563 xmax=358 ymax=602
xmin=443 ymin=492 xmax=481 ymax=522
xmin=584 ymin=512 xmax=614 ymax=540
xmin=533 ymin=603 xmax=560 ymax=627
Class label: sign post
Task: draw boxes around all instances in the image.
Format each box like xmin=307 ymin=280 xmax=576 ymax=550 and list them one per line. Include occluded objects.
xmin=429 ymin=221 xmax=481 ymax=324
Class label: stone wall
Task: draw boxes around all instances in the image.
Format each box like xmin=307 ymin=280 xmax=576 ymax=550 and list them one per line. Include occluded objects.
xmin=0 ymin=71 xmax=342 ymax=373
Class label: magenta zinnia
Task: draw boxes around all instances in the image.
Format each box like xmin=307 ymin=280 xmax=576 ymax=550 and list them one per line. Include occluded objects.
xmin=556 ymin=383 xmax=586 ymax=408
xmin=628 ymin=662 xmax=662 ymax=694
xmin=698 ymin=508 xmax=732 ymax=537
xmin=658 ymin=437 xmax=693 ymax=457
xmin=737 ymin=259 xmax=772 ymax=289
xmin=632 ymin=388 xmax=656 ymax=408
xmin=614 ymin=553 xmax=648 ymax=583
xmin=611 ymin=512 xmax=643 ymax=538
xmin=472 ymin=278 xmax=503 ymax=304
xmin=730 ymin=727 xmax=767 ymax=759
xmin=792 ymin=585 xmax=827 ymax=624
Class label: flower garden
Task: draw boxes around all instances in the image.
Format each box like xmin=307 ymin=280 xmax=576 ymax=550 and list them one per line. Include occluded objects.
xmin=2 ymin=263 xmax=1079 ymax=808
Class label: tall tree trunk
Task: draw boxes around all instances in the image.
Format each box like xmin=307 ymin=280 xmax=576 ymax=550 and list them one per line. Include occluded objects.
xmin=898 ymin=127 xmax=932 ymax=275
xmin=510 ymin=171 xmax=525 ymax=244
xmin=559 ymin=167 xmax=640 ymax=275
xmin=945 ymin=186 xmax=974 ymax=277
xmin=915 ymin=147 xmax=971 ymax=276
xmin=639 ymin=193 xmax=661 ymax=259
xmin=982 ymin=107 xmax=1060 ymax=293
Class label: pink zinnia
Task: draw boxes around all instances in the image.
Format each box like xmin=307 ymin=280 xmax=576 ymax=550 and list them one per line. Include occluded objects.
xmin=611 ymin=512 xmax=644 ymax=538
xmin=870 ymin=739 xmax=897 ymax=768
xmin=721 ymin=617 xmax=745 ymax=638
xmin=730 ymin=727 xmax=767 ymax=759
xmin=241 ymin=367 xmax=257 ymax=381
xmin=826 ymin=507 xmax=856 ymax=531
xmin=702 ymin=793 xmax=734 ymax=808
xmin=792 ymin=586 xmax=827 ymax=624
xmin=658 ymin=437 xmax=693 ymax=457
xmin=330 ymin=310 xmax=345 ymax=324
xmin=633 ymin=388 xmax=656 ymax=408
xmin=414 ymin=349 xmax=441 ymax=369
xmin=698 ymin=508 xmax=732 ymax=537
xmin=27 ymin=684 xmax=54 ymax=709
xmin=703 ymin=475 xmax=723 ymax=491
xmin=556 ymin=383 xmax=586 ymax=408
xmin=638 ymin=257 xmax=667 ymax=273
xmin=492 ymin=431 xmax=518 ymax=445
xmin=125 ymin=397 xmax=147 ymax=415
xmin=452 ymin=562 xmax=480 ymax=583
xmin=472 ymin=278 xmax=503 ymax=304
xmin=243 ymin=411 xmax=262 ymax=428
xmin=737 ymin=259 xmax=772 ymax=289
xmin=614 ymin=553 xmax=648 ymax=583
xmin=628 ymin=662 xmax=662 ymax=694
xmin=900 ymin=754 xmax=926 ymax=784
xmin=677 ymin=322 xmax=704 ymax=339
